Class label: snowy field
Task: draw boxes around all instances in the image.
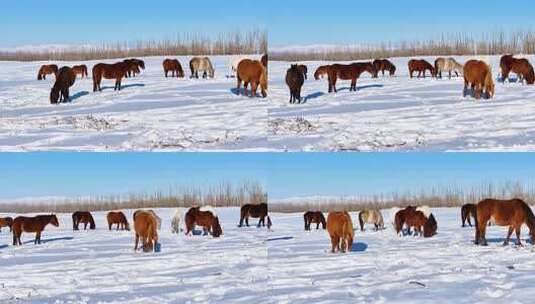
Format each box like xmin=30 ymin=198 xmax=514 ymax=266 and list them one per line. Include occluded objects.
xmin=2 ymin=207 xmax=535 ymax=303
xmin=0 ymin=56 xmax=268 ymax=151
xmin=269 ymin=55 xmax=535 ymax=151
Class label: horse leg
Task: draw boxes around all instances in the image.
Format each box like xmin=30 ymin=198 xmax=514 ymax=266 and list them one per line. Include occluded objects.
xmin=316 ymin=222 xmax=320 ymax=230
xmin=134 ymin=234 xmax=139 ymax=250
xmin=236 ymin=77 xmax=242 ymax=95
xmin=12 ymin=233 xmax=17 ymax=246
xmin=515 ymin=226 xmax=523 ymax=246
xmin=251 ymin=82 xmax=258 ymax=98
xmin=448 ymin=71 xmax=452 ymax=79
xmin=351 ymin=79 xmax=356 ymax=92
xmin=504 ymin=226 xmax=514 ymax=245
xmin=330 ymin=235 xmax=338 ymax=253
xmin=84 ymin=222 xmax=87 ymax=230
xmin=36 ymin=231 xmax=41 ymax=244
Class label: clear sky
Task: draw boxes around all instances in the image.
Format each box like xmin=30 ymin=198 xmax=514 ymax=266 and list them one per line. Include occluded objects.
xmin=1 ymin=153 xmax=535 ymax=200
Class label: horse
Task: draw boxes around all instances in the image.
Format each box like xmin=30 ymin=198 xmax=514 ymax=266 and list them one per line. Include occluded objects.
xmin=423 ymin=213 xmax=438 ymax=237
xmin=461 ymin=203 xmax=476 ymax=227
xmin=133 ymin=210 xmax=159 ymax=252
xmin=72 ymin=211 xmax=96 ymax=230
xmin=236 ymin=59 xmax=267 ymax=98
xmin=408 ymin=59 xmax=436 ymax=78
xmin=163 ymin=59 xmax=185 ymax=78
xmin=239 ymin=203 xmax=271 ymax=229
xmin=395 ymin=206 xmax=436 ymax=236
xmin=326 ymin=211 xmax=354 ymax=253
xmin=229 ymin=55 xmax=263 ymax=76
xmin=171 ymin=209 xmax=181 ymax=234
xmin=184 ymin=206 xmax=222 ymax=237
xmin=261 ymin=54 xmax=268 ymax=68
xmin=189 ymin=57 xmax=214 ymax=79
xmin=0 ymin=217 xmax=13 ymax=232
xmin=463 ymin=60 xmax=494 ymax=100
xmin=475 ymin=198 xmax=535 ymax=246
xmin=325 ymin=63 xmax=372 ymax=92
xmin=92 ymin=62 xmax=129 ymax=92
xmin=394 ymin=206 xmax=415 ymax=235
xmin=286 ymin=64 xmax=305 ymax=104
xmin=71 ymin=65 xmax=88 ymax=78
xmin=435 ymin=57 xmax=463 ymax=79
xmin=314 ymin=65 xmax=330 ymax=80
xmin=296 ymin=64 xmax=308 ymax=80
xmin=50 ymin=66 xmax=76 ymax=104
xmin=303 ymin=211 xmax=326 ymax=230
xmin=37 ymin=64 xmax=58 ymax=80
xmin=106 ymin=211 xmax=130 ymax=231
xmin=500 ymin=55 xmax=535 ymax=84
xmin=133 ymin=209 xmax=161 ymax=230
xmin=372 ymin=59 xmax=396 ymax=77
xmin=358 ymin=210 xmax=384 ymax=231
xmin=123 ymin=59 xmax=145 ymax=78
xmin=12 ymin=214 xmax=59 ymax=245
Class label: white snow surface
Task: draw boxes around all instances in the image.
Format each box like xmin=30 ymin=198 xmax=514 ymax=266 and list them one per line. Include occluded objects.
xmin=269 ymin=55 xmax=535 ymax=151
xmin=0 ymin=56 xmax=269 ymax=151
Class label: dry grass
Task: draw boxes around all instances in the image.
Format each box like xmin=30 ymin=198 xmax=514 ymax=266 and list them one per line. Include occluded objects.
xmin=271 ymin=30 xmax=535 ymax=62
xmin=0 ymin=30 xmax=267 ymax=62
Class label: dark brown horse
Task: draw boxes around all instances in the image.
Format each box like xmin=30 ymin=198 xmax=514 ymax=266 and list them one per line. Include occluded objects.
xmin=123 ymin=59 xmax=145 ymax=78
xmin=286 ymin=64 xmax=305 ymax=104
xmin=327 ymin=211 xmax=354 ymax=253
xmin=134 ymin=210 xmax=159 ymax=251
xmin=163 ymin=59 xmax=185 ymax=78
xmin=261 ymin=54 xmax=268 ymax=68
xmin=0 ymin=217 xmax=13 ymax=232
xmin=408 ymin=59 xmax=436 ymax=78
xmin=461 ymin=203 xmax=476 ymax=227
xmin=71 ymin=65 xmax=88 ymax=78
xmin=12 ymin=214 xmax=59 ymax=245
xmin=184 ymin=206 xmax=222 ymax=237
xmin=303 ymin=211 xmax=326 ymax=230
xmin=237 ymin=59 xmax=267 ymax=98
xmin=238 ymin=203 xmax=271 ymax=229
xmin=475 ymin=198 xmax=535 ymax=246
xmin=107 ymin=211 xmax=130 ymax=231
xmin=92 ymin=62 xmax=129 ymax=92
xmin=37 ymin=64 xmax=58 ymax=80
xmin=463 ymin=60 xmax=494 ymax=100
xmin=373 ymin=59 xmax=396 ymax=77
xmin=72 ymin=211 xmax=96 ymax=230
xmin=500 ymin=55 xmax=535 ymax=84
xmin=325 ymin=63 xmax=374 ymax=92
xmin=50 ymin=66 xmax=76 ymax=104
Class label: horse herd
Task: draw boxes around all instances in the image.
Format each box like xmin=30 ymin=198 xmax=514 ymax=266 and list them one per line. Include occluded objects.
xmin=36 ymin=54 xmax=268 ymax=104
xmin=285 ymin=54 xmax=535 ymax=103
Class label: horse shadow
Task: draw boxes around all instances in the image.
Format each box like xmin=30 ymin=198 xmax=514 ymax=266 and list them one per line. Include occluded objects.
xmin=266 ymin=236 xmax=294 ymax=242
xmin=335 ymin=84 xmax=383 ymax=92
xmin=499 ymin=76 xmax=520 ymax=83
xmin=463 ymin=88 xmax=492 ymax=99
xmin=303 ymin=91 xmax=326 ymax=103
xmin=350 ymin=242 xmax=368 ymax=252
xmin=99 ymin=83 xmax=145 ymax=91
xmin=0 ymin=244 xmax=8 ymax=249
xmin=230 ymin=88 xmax=265 ymax=98
xmin=23 ymin=236 xmax=74 ymax=245
xmin=481 ymin=237 xmax=532 ymax=245
xmin=70 ymin=91 xmax=89 ymax=101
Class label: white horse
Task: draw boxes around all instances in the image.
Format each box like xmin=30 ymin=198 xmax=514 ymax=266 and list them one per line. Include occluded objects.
xmin=358 ymin=210 xmax=384 ymax=231
xmin=189 ymin=57 xmax=214 ymax=79
xmin=435 ymin=57 xmax=464 ymax=79
xmin=171 ymin=209 xmax=181 ymax=234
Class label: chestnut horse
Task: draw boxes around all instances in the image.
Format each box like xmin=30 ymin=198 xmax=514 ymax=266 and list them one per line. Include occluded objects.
xmin=435 ymin=57 xmax=463 ymax=79
xmin=327 ymin=211 xmax=354 ymax=253
xmin=123 ymin=59 xmax=145 ymax=78
xmin=325 ymin=63 xmax=374 ymax=92
xmin=373 ymin=59 xmax=396 ymax=77
xmin=463 ymin=60 xmax=494 ymax=100
xmin=134 ymin=210 xmax=159 ymax=252
xmin=261 ymin=54 xmax=268 ymax=68
xmin=185 ymin=206 xmax=222 ymax=237
xmin=475 ymin=198 xmax=535 ymax=246
xmin=0 ymin=217 xmax=13 ymax=232
xmin=133 ymin=209 xmax=161 ymax=230
xmin=71 ymin=65 xmax=88 ymax=78
xmin=12 ymin=214 xmax=59 ymax=245
xmin=190 ymin=57 xmax=214 ymax=78
xmin=92 ymin=62 xmax=129 ymax=92
xmin=500 ymin=55 xmax=535 ymax=84
xmin=72 ymin=211 xmax=96 ymax=230
xmin=163 ymin=59 xmax=184 ymax=78
xmin=238 ymin=203 xmax=271 ymax=229
xmin=50 ymin=66 xmax=76 ymax=104
xmin=408 ymin=59 xmax=436 ymax=78
xmin=358 ymin=210 xmax=384 ymax=231
xmin=461 ymin=203 xmax=476 ymax=227
xmin=303 ymin=211 xmax=326 ymax=230
xmin=394 ymin=206 xmax=436 ymax=237
xmin=107 ymin=211 xmax=130 ymax=231
xmin=286 ymin=64 xmax=305 ymax=104
xmin=237 ymin=59 xmax=267 ymax=98
xmin=37 ymin=64 xmax=58 ymax=80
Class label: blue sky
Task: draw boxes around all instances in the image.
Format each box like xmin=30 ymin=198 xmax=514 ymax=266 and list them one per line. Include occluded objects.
xmin=1 ymin=153 xmax=534 ymax=200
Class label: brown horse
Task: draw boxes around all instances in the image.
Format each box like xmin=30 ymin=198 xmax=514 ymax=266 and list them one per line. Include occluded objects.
xmin=405 ymin=210 xmax=430 ymax=237
xmin=12 ymin=214 xmax=59 ymax=245
xmin=286 ymin=64 xmax=305 ymax=104
xmin=92 ymin=62 xmax=129 ymax=92
xmin=408 ymin=59 xmax=436 ymax=78
xmin=184 ymin=206 xmax=222 ymax=237
xmin=463 ymin=60 xmax=495 ymax=100
xmin=373 ymin=59 xmax=396 ymax=77
xmin=72 ymin=211 xmax=96 ymax=230
xmin=304 ymin=211 xmax=326 ymax=230
xmin=107 ymin=211 xmax=130 ymax=231
xmin=461 ymin=203 xmax=476 ymax=227
xmin=71 ymin=65 xmax=88 ymax=78
xmin=239 ymin=203 xmax=271 ymax=229
xmin=394 ymin=206 xmax=437 ymax=237
xmin=237 ymin=59 xmax=268 ymax=98
xmin=123 ymin=59 xmax=145 ymax=78
xmin=261 ymin=54 xmax=268 ymax=68
xmin=0 ymin=217 xmax=13 ymax=232
xmin=500 ymin=55 xmax=535 ymax=84
xmin=327 ymin=211 xmax=354 ymax=253
xmin=475 ymin=198 xmax=535 ymax=246
xmin=50 ymin=66 xmax=76 ymax=104
xmin=37 ymin=64 xmax=58 ymax=80
xmin=134 ymin=210 xmax=159 ymax=252
xmin=163 ymin=59 xmax=184 ymax=78
xmin=325 ymin=63 xmax=373 ymax=92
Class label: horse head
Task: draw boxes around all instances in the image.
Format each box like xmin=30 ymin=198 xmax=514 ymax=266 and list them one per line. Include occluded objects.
xmin=50 ymin=214 xmax=60 ymax=227
xmin=212 ymin=216 xmax=222 ymax=237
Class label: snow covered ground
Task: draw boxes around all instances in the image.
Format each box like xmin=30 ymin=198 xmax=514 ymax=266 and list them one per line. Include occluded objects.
xmin=269 ymin=55 xmax=535 ymax=151
xmin=0 ymin=56 xmax=269 ymax=151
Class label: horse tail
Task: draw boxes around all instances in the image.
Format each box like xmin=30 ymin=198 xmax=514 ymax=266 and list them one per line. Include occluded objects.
xmin=37 ymin=69 xmax=42 ymax=80
xmin=303 ymin=213 xmax=308 ymax=230
xmin=342 ymin=214 xmax=354 ymax=251
xmin=267 ymin=216 xmax=272 ymax=229
xmin=72 ymin=213 xmax=77 ymax=230
xmin=189 ymin=60 xmax=195 ymax=76
xmin=89 ymin=213 xmax=96 ymax=230
xmin=473 ymin=205 xmax=479 ymax=244
xmin=358 ymin=211 xmax=365 ymax=231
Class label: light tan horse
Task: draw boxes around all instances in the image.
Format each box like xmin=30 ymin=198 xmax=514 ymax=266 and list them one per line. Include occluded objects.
xmin=358 ymin=210 xmax=384 ymax=231
xmin=189 ymin=57 xmax=214 ymax=78
xmin=327 ymin=211 xmax=354 ymax=253
xmin=435 ymin=57 xmax=463 ymax=79
xmin=133 ymin=210 xmax=159 ymax=252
